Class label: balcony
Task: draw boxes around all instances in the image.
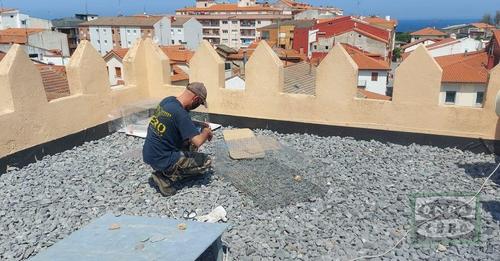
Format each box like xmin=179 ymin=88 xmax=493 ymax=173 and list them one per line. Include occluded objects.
xmin=202 ymin=30 xmax=220 ymax=37
xmin=200 ymin=21 xmax=220 ymax=27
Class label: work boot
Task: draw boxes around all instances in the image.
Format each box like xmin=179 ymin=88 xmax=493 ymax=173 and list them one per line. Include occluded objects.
xmin=151 ymin=172 xmax=177 ymax=196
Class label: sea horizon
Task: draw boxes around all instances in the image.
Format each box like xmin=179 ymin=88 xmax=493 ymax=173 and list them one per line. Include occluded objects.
xmin=395 ymin=18 xmax=481 ymax=33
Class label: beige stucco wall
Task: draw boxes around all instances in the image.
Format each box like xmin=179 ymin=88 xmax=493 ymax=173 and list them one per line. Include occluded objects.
xmin=0 ymin=39 xmax=181 ymax=158
xmin=1 ymin=38 xmax=500 ymax=158
xmin=191 ymin=40 xmax=500 ymax=140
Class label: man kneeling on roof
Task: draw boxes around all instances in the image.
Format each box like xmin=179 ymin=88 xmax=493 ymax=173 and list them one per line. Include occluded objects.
xmin=143 ymin=82 xmax=213 ymax=196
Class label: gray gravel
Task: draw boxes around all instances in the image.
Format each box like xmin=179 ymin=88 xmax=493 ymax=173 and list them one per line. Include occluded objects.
xmin=0 ymin=129 xmax=499 ymax=260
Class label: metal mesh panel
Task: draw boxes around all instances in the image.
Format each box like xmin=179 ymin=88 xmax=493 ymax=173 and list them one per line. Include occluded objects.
xmin=212 ymin=137 xmax=325 ymax=210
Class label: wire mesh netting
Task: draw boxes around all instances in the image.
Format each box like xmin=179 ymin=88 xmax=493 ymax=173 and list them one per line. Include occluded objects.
xmin=212 ymin=136 xmax=326 ymax=210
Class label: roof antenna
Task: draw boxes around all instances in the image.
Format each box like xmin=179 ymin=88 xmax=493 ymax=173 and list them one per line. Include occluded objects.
xmin=85 ymin=0 xmax=88 ymax=15
xmin=118 ymin=0 xmax=122 ymax=16
xmin=143 ymin=0 xmax=147 ymax=15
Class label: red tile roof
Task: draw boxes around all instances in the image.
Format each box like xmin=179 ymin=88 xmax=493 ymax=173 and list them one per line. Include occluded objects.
xmin=425 ymin=38 xmax=457 ymax=50
xmin=311 ymin=43 xmax=390 ymax=70
xmin=314 ymin=17 xmax=391 ymax=44
xmin=36 ymin=64 xmax=71 ymax=101
xmin=178 ymin=3 xmax=279 ymax=13
xmin=227 ymin=40 xmax=305 ymax=61
xmin=0 ymin=50 xmax=71 ymax=101
xmin=104 ymin=45 xmax=193 ymax=64
xmin=400 ymin=38 xmax=440 ymax=50
xmin=471 ymin=23 xmax=496 ymax=30
xmin=362 ymin=16 xmax=398 ymax=29
xmin=410 ymin=27 xmax=447 ymax=36
xmin=435 ymin=51 xmax=489 ymax=83
xmin=279 ymin=0 xmax=311 ymax=9
xmin=160 ymin=45 xmax=194 ymax=64
xmin=0 ymin=28 xmax=45 ymax=44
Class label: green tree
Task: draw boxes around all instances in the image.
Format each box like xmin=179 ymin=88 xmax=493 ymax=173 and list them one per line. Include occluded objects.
xmin=396 ymin=32 xmax=411 ymax=43
xmin=392 ymin=47 xmax=402 ymax=62
xmin=481 ymin=13 xmax=492 ymax=24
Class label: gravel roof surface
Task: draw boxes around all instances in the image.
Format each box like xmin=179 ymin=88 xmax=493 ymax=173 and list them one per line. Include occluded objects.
xmin=1 ymin=129 xmax=499 ymax=260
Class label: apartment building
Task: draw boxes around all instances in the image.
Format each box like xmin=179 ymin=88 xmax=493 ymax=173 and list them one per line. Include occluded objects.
xmin=176 ymin=0 xmax=292 ymax=49
xmin=0 ymin=8 xmax=52 ymax=30
xmin=170 ymin=17 xmax=203 ymax=50
xmin=79 ymin=16 xmax=171 ymax=55
xmin=52 ymin=14 xmax=99 ymax=54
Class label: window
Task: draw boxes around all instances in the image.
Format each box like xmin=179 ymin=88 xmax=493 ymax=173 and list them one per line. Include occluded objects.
xmin=115 ymin=67 xmax=122 ymax=78
xmin=371 ymin=72 xmax=379 ymax=81
xmin=445 ymin=91 xmax=456 ymax=104
xmin=476 ymin=91 xmax=484 ymax=105
xmin=222 ymin=30 xmax=228 ymax=33
xmin=133 ymin=30 xmax=137 ymax=33
xmin=325 ymin=46 xmax=329 ymax=50
xmin=112 ymin=29 xmax=115 ymax=34
xmin=127 ymin=30 xmax=130 ymax=33
xmin=177 ymin=29 xmax=182 ymax=32
xmin=103 ymin=29 xmax=106 ymax=32
xmin=313 ymin=45 xmax=317 ymax=50
xmin=171 ymin=29 xmax=174 ymax=32
xmin=171 ymin=40 xmax=175 ymax=44
xmin=96 ymin=28 xmax=99 ymax=32
xmin=222 ymin=21 xmax=228 ymax=24
xmin=232 ymin=21 xmax=237 ymax=24
xmin=178 ymin=40 xmax=182 ymax=43
xmin=128 ymin=41 xmax=131 ymax=45
xmin=21 ymin=20 xmax=26 ymax=25
xmin=97 ymin=40 xmax=100 ymax=44
xmin=257 ymin=21 xmax=261 ymax=24
xmin=104 ymin=40 xmax=107 ymax=43
xmin=225 ymin=63 xmax=231 ymax=70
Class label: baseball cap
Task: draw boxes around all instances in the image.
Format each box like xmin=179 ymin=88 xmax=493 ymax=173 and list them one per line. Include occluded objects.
xmin=186 ymin=82 xmax=208 ymax=108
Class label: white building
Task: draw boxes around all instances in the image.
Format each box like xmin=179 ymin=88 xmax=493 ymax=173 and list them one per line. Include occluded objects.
xmin=176 ymin=0 xmax=292 ymax=49
xmin=435 ymin=51 xmax=488 ymax=108
xmin=401 ymin=38 xmax=440 ymax=53
xmin=79 ymin=16 xmax=171 ymax=55
xmin=0 ymin=8 xmax=52 ymax=30
xmin=170 ymin=17 xmax=203 ymax=50
xmin=0 ymin=28 xmax=70 ymax=65
xmin=357 ymin=70 xmax=389 ymax=96
xmin=426 ymin=37 xmax=484 ymax=58
xmin=225 ymin=75 xmax=246 ymax=90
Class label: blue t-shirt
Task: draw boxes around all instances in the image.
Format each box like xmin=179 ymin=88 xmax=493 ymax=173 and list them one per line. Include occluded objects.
xmin=143 ymin=97 xmax=199 ymax=171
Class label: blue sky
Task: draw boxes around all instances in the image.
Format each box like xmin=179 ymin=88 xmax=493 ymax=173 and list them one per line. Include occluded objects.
xmin=0 ymin=0 xmax=497 ymax=20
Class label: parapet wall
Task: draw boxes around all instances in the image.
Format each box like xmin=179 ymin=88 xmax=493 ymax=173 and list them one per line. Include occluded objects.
xmin=1 ymin=38 xmax=499 ymax=158
xmin=190 ymin=40 xmax=500 ymax=141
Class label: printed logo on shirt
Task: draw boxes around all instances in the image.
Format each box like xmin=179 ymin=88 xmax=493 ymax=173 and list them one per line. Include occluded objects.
xmin=149 ymin=105 xmax=172 ymax=136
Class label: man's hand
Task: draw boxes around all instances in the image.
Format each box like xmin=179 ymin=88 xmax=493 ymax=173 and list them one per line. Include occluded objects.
xmin=192 ymin=127 xmax=213 ymax=148
xmin=203 ymin=127 xmax=213 ymax=141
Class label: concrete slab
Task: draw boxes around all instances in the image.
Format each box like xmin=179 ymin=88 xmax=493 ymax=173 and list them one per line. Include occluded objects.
xmin=223 ymin=129 xmax=265 ymax=159
xmin=30 ymin=213 xmax=228 ymax=261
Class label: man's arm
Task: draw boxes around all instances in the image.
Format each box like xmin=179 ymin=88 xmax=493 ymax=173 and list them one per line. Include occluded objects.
xmin=191 ymin=127 xmax=213 ymax=148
